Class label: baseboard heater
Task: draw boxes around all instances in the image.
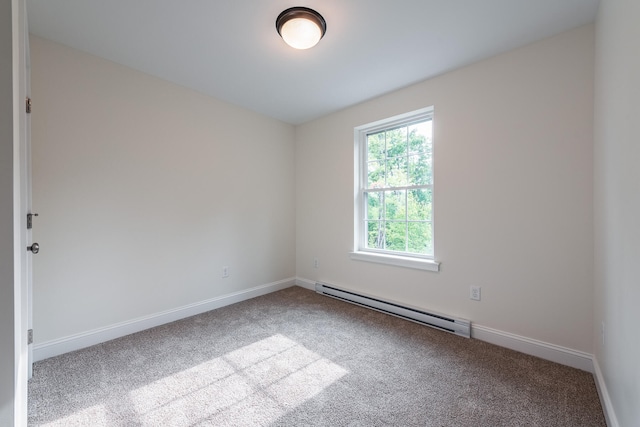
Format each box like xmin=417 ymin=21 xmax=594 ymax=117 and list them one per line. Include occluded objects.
xmin=315 ymin=282 xmax=470 ymax=338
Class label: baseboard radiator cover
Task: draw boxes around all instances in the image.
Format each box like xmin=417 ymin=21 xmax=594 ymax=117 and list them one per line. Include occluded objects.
xmin=315 ymin=282 xmax=470 ymax=338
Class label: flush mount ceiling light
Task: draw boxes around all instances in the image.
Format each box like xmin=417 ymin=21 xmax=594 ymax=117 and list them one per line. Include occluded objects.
xmin=276 ymin=7 xmax=326 ymax=50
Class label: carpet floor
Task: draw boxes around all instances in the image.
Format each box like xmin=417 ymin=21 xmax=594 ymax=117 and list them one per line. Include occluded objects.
xmin=28 ymin=286 xmax=606 ymax=426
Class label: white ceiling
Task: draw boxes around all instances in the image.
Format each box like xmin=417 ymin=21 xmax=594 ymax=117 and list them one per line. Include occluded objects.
xmin=26 ymin=0 xmax=600 ymax=125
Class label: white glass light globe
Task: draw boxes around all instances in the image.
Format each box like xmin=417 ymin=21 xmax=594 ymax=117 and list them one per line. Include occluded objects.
xmin=280 ymin=17 xmax=322 ymax=50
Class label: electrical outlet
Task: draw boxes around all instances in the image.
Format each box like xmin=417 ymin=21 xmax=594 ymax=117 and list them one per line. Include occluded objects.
xmin=470 ymin=286 xmax=481 ymax=301
xmin=313 ymin=258 xmax=319 ymax=269
xmin=222 ymin=266 xmax=229 ymax=278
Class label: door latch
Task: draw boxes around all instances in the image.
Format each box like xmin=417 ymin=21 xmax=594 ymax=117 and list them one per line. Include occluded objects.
xmin=27 ymin=212 xmax=38 ymax=229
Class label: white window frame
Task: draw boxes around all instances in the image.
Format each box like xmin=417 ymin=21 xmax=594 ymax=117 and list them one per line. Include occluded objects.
xmin=350 ymin=107 xmax=440 ymax=272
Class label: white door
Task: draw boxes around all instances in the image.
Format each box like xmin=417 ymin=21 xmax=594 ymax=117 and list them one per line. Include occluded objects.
xmin=23 ymin=18 xmax=35 ymax=380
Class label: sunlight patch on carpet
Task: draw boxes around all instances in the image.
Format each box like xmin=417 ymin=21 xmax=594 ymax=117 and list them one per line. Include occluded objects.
xmin=41 ymin=334 xmax=348 ymax=426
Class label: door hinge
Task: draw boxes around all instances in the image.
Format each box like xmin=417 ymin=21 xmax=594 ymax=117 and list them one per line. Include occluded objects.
xmin=28 ymin=329 xmax=33 ymax=345
xmin=26 ymin=97 xmax=31 ymax=114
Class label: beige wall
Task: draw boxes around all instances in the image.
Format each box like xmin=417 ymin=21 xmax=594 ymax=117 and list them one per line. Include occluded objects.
xmin=296 ymin=25 xmax=595 ymax=352
xmin=594 ymin=0 xmax=640 ymax=425
xmin=31 ymin=24 xmax=598 ymax=359
xmin=30 ymin=37 xmax=296 ymax=343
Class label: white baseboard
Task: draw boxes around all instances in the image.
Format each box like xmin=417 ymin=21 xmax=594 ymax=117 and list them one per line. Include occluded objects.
xmin=592 ymin=357 xmax=620 ymax=427
xmin=471 ymin=324 xmax=593 ymax=372
xmin=33 ymin=277 xmax=297 ymax=362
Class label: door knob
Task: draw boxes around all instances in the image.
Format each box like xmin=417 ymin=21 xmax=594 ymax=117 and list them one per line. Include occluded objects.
xmin=28 ymin=243 xmax=39 ymax=254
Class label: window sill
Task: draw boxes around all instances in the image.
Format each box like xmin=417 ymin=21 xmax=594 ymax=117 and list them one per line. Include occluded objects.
xmin=349 ymin=251 xmax=440 ymax=272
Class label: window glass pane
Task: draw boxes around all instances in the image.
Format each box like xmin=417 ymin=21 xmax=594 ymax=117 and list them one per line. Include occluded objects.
xmin=366 ymin=221 xmax=385 ymax=249
xmin=367 ymin=161 xmax=385 ymax=188
xmin=384 ymin=190 xmax=406 ymax=221
xmin=408 ymin=222 xmax=433 ymax=255
xmin=385 ymin=127 xmax=407 ymax=158
xmin=386 ymin=155 xmax=407 ymax=187
xmin=409 ymin=153 xmax=433 ymax=185
xmin=385 ymin=221 xmax=407 ymax=252
xmin=367 ymin=131 xmax=385 ymax=162
xmin=365 ymin=191 xmax=383 ymax=221
xmin=408 ymin=154 xmax=432 ymax=185
xmin=408 ymin=189 xmax=432 ymax=221
xmin=408 ymin=120 xmax=432 ymax=154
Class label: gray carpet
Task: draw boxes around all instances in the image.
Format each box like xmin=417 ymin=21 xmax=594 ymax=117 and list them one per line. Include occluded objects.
xmin=28 ymin=286 xmax=606 ymax=426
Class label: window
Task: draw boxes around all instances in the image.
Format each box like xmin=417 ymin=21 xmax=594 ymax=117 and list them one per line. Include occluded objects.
xmin=352 ymin=107 xmax=439 ymax=272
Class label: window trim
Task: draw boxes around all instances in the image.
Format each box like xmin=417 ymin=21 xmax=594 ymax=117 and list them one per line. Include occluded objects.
xmin=353 ymin=106 xmax=439 ymax=271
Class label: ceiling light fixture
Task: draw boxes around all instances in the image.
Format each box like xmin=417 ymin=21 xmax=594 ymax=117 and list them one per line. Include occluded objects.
xmin=276 ymin=7 xmax=326 ymax=50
